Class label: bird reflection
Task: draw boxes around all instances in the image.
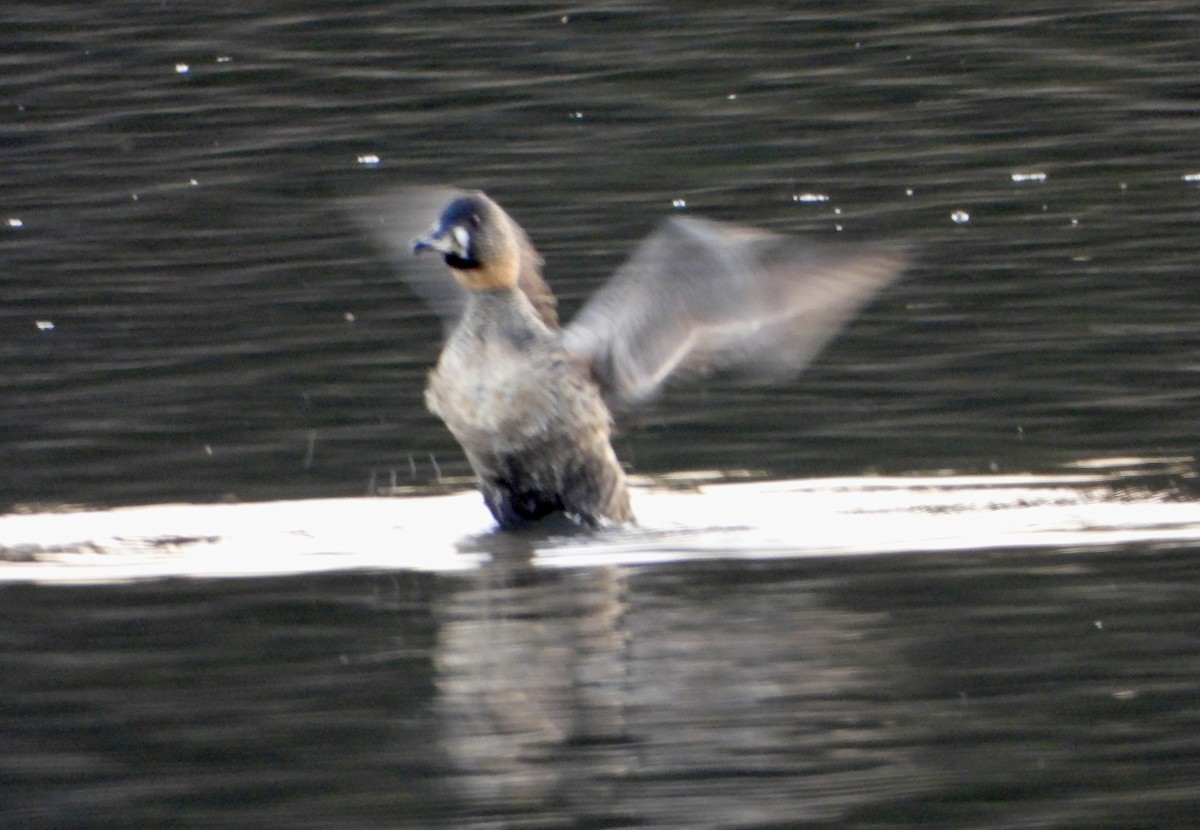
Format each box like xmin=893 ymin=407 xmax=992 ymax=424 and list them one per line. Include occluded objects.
xmin=433 ymin=565 xmax=632 ymax=812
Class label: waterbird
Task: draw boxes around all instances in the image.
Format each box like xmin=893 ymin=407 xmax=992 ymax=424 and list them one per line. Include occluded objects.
xmin=360 ymin=187 xmax=908 ymax=529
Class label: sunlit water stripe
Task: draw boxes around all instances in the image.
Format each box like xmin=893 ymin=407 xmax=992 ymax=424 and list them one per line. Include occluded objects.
xmin=2 ymin=467 xmax=1198 ymax=583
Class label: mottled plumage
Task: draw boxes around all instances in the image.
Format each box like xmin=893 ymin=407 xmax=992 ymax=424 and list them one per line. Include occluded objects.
xmin=358 ymin=188 xmax=909 ymax=529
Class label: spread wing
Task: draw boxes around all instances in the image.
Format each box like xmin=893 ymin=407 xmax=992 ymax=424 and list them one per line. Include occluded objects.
xmin=562 ymin=216 xmax=910 ymax=407
xmin=349 ymin=186 xmax=470 ymax=332
xmin=348 ymin=186 xmax=558 ymax=331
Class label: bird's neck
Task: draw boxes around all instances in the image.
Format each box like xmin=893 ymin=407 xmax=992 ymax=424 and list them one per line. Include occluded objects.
xmin=450 ymin=257 xmax=518 ymax=292
xmin=461 ymin=287 xmax=555 ymax=343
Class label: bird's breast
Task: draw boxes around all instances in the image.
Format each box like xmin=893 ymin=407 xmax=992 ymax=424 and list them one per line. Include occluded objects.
xmin=425 ymin=333 xmax=573 ymax=452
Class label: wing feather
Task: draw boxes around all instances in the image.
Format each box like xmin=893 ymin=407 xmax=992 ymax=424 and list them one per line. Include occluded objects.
xmin=563 ymin=216 xmax=910 ymax=406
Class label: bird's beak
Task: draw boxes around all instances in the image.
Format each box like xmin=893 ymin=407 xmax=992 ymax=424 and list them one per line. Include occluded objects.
xmin=412 ymin=223 xmax=457 ymax=256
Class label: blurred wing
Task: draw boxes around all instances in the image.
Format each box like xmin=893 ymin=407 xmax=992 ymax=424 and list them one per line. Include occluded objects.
xmin=347 ymin=185 xmax=469 ymax=331
xmin=562 ymin=216 xmax=910 ymax=407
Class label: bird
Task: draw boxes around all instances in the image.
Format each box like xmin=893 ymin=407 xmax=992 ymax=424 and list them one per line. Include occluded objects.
xmin=357 ymin=187 xmax=909 ymax=530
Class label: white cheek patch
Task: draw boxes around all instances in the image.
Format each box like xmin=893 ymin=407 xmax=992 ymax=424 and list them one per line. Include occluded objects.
xmin=452 ymin=226 xmax=471 ymax=253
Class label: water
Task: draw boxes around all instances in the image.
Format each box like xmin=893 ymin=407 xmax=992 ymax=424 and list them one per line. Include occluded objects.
xmin=4 ymin=537 xmax=1200 ymax=828
xmin=4 ymin=1 xmax=1200 ymax=826
xmin=7 ymin=1 xmax=1199 ymax=506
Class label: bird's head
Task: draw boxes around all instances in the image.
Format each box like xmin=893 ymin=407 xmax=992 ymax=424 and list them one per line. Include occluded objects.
xmin=412 ymin=191 xmax=521 ymax=291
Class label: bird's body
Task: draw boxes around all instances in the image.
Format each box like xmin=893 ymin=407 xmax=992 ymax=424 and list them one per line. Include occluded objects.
xmin=361 ymin=187 xmax=909 ymax=530
xmin=425 ymin=286 xmax=631 ymax=527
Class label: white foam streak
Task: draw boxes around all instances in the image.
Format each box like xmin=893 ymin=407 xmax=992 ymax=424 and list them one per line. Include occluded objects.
xmin=2 ymin=469 xmax=1198 ymax=583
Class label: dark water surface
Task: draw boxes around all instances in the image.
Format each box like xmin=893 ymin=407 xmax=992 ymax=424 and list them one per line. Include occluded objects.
xmin=4 ymin=548 xmax=1200 ymax=828
xmin=5 ymin=1 xmax=1200 ymax=827
xmin=7 ymin=0 xmax=1200 ymax=505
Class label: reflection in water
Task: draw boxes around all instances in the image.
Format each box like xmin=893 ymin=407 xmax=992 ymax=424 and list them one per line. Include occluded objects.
xmin=431 ymin=555 xmax=924 ymax=827
xmin=435 ymin=562 xmax=635 ymax=818
xmin=2 ymin=539 xmax=1199 ymax=827
xmin=433 ymin=550 xmax=1196 ymax=827
xmin=600 ymin=569 xmax=919 ymax=826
